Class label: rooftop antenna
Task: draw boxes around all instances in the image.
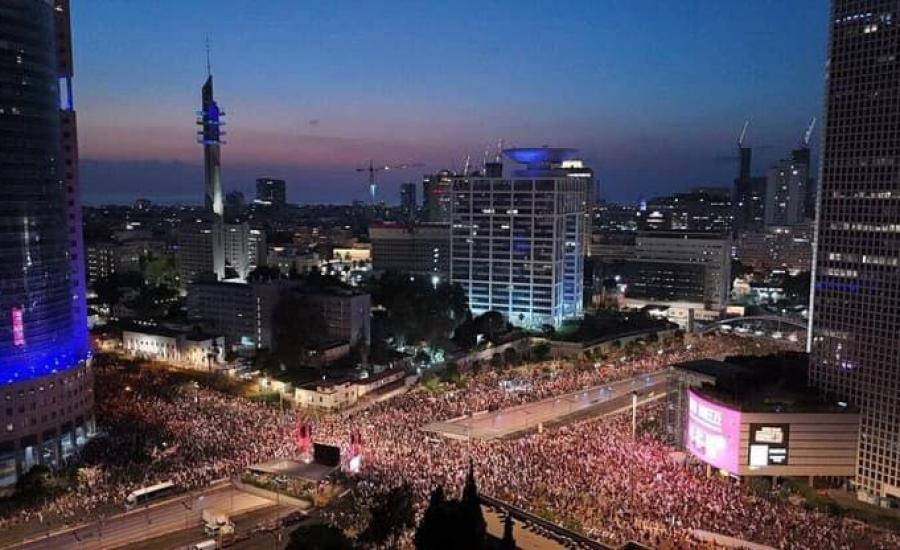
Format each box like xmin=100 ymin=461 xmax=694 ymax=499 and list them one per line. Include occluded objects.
xmin=463 ymin=154 xmax=471 ymax=177
xmin=494 ymin=139 xmax=504 ymax=162
xmin=802 ymin=117 xmax=817 ymax=147
xmin=205 ymin=35 xmax=212 ymax=76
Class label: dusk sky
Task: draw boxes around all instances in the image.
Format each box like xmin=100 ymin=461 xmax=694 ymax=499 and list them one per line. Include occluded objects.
xmin=73 ymin=0 xmax=828 ymax=205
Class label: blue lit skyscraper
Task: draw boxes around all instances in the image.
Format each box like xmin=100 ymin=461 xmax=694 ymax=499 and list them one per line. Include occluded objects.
xmin=0 ymin=0 xmax=95 ymax=486
xmin=450 ymin=148 xmax=588 ymax=329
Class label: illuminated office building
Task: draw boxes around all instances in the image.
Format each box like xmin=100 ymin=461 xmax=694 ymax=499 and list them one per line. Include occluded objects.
xmin=450 ymin=148 xmax=588 ymax=329
xmin=809 ymin=0 xmax=900 ymax=506
xmin=0 ymin=0 xmax=95 ymax=486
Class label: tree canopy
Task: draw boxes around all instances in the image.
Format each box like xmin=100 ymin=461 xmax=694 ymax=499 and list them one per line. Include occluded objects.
xmin=368 ymin=271 xmax=468 ymax=349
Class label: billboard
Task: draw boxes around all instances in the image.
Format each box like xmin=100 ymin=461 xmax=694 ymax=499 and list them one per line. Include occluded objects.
xmin=748 ymin=424 xmax=790 ymax=467
xmin=686 ymin=390 xmax=741 ymax=474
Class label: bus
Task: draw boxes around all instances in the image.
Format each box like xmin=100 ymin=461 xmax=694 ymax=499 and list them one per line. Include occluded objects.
xmin=124 ymin=481 xmax=176 ymax=509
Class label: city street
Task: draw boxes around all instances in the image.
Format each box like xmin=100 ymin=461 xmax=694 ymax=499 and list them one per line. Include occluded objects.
xmin=12 ymin=484 xmax=275 ymax=550
xmin=423 ymin=369 xmax=667 ymax=440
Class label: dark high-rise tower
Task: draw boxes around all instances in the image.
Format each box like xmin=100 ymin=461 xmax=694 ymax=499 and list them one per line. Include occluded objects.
xmin=197 ymin=68 xmax=226 ymax=279
xmin=0 ymin=0 xmax=95 ymax=486
xmin=400 ymin=182 xmax=417 ymax=221
xmin=810 ymin=0 xmax=900 ymax=506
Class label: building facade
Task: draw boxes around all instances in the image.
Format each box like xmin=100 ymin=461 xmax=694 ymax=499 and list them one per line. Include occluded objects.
xmin=187 ymin=280 xmax=371 ymax=351
xmin=122 ymin=328 xmax=225 ymax=370
xmin=732 ymin=147 xmax=767 ymax=233
xmin=736 ymin=224 xmax=813 ymax=273
xmin=370 ymin=223 xmax=450 ymax=280
xmin=809 ymin=0 xmax=900 ymax=507
xmin=450 ymin=148 xmax=587 ymax=329
xmin=622 ymin=232 xmax=731 ymax=327
xmin=399 ymin=182 xmax=417 ymax=221
xmin=422 ymin=170 xmax=454 ymax=223
xmin=765 ymin=154 xmax=809 ymax=227
xmin=0 ymin=0 xmax=95 ymax=487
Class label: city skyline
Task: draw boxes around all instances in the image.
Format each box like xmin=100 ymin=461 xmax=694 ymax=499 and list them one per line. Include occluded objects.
xmin=73 ymin=0 xmax=827 ymax=205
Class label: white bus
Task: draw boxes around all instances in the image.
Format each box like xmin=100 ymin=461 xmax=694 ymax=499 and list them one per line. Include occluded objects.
xmin=124 ymin=481 xmax=176 ymax=509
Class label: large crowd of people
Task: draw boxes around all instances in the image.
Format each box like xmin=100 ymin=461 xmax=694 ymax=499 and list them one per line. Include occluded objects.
xmin=1 ymin=334 xmax=897 ymax=549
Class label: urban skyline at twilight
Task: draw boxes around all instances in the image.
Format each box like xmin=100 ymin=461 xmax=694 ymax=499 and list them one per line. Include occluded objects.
xmin=74 ymin=0 xmax=827 ymax=205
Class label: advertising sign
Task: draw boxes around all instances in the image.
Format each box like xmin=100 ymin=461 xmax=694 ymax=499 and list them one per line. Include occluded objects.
xmin=748 ymin=424 xmax=790 ymax=467
xmin=686 ymin=390 xmax=741 ymax=474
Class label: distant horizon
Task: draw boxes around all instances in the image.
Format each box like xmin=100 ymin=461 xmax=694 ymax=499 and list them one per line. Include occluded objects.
xmin=74 ymin=0 xmax=827 ymax=205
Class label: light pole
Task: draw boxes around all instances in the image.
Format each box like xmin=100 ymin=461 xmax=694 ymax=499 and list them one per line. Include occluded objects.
xmin=631 ymin=391 xmax=638 ymax=439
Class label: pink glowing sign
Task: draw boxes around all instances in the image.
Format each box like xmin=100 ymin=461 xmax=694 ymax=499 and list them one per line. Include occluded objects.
xmin=686 ymin=389 xmax=741 ymax=474
xmin=11 ymin=306 xmax=25 ymax=347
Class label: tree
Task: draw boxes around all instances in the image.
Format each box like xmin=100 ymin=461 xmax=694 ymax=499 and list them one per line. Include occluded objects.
xmin=248 ymin=264 xmax=283 ymax=282
xmin=271 ymin=291 xmax=327 ymax=364
xmin=475 ymin=311 xmax=506 ymax=343
xmin=286 ymin=524 xmax=354 ymax=550
xmin=358 ymin=485 xmax=416 ymax=546
xmin=532 ymin=343 xmax=550 ymax=362
xmin=453 ymin=314 xmax=477 ymax=350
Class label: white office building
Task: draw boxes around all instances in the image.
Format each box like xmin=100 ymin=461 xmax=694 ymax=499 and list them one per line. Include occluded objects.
xmin=450 ymin=148 xmax=588 ymax=329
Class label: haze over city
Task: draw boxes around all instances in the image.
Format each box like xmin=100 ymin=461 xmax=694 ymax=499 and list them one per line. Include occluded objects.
xmin=74 ymin=0 xmax=827 ymax=204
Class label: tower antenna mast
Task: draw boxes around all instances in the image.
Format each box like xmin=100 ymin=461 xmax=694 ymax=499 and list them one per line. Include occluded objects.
xmin=205 ymin=36 xmax=212 ymax=76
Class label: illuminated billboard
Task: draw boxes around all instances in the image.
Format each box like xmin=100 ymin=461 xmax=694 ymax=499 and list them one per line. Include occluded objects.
xmin=686 ymin=390 xmax=741 ymax=474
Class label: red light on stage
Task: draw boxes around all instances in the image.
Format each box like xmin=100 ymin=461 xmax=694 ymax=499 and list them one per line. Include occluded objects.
xmin=11 ymin=306 xmax=25 ymax=346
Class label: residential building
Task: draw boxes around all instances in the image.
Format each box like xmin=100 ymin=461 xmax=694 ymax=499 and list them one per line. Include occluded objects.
xmin=736 ymin=224 xmax=813 ymax=273
xmin=0 ymin=0 xmax=96 ymax=487
xmin=765 ymin=154 xmax=809 ymax=227
xmin=450 ymin=148 xmax=588 ymax=329
xmin=370 ymin=223 xmax=450 ymax=279
xmin=400 ymin=182 xmax=417 ymax=221
xmin=187 ymin=280 xmax=371 ymax=351
xmin=177 ymin=222 xmax=266 ymax=285
xmin=639 ymin=188 xmax=733 ymax=233
xmin=422 ymin=170 xmax=454 ymax=223
xmin=809 ymin=0 xmax=900 ymax=507
xmin=733 ymin=147 xmax=767 ymax=233
xmin=86 ymin=241 xmax=120 ymax=286
xmin=224 ymin=223 xmax=266 ymax=280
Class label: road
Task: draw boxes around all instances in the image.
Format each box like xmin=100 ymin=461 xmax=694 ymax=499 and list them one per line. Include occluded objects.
xmin=423 ymin=370 xmax=668 ymax=440
xmin=12 ymin=485 xmax=275 ymax=550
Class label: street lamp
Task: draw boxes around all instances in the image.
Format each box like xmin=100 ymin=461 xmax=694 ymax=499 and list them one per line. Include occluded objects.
xmin=631 ymin=391 xmax=638 ymax=439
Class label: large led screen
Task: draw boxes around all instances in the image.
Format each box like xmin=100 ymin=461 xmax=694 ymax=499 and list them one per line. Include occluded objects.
xmin=686 ymin=390 xmax=741 ymax=474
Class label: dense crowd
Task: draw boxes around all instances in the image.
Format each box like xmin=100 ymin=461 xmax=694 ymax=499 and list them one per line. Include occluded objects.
xmin=1 ymin=334 xmax=897 ymax=549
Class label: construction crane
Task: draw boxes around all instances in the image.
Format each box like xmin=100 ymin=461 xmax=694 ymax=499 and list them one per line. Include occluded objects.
xmin=801 ymin=117 xmax=817 ymax=147
xmin=355 ymin=161 xmax=423 ymax=203
xmin=737 ymin=119 xmax=750 ymax=148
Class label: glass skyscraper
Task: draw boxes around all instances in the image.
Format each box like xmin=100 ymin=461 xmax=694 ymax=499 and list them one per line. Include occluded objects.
xmin=0 ymin=0 xmax=94 ymax=486
xmin=450 ymin=148 xmax=587 ymax=329
xmin=809 ymin=0 xmax=900 ymax=506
